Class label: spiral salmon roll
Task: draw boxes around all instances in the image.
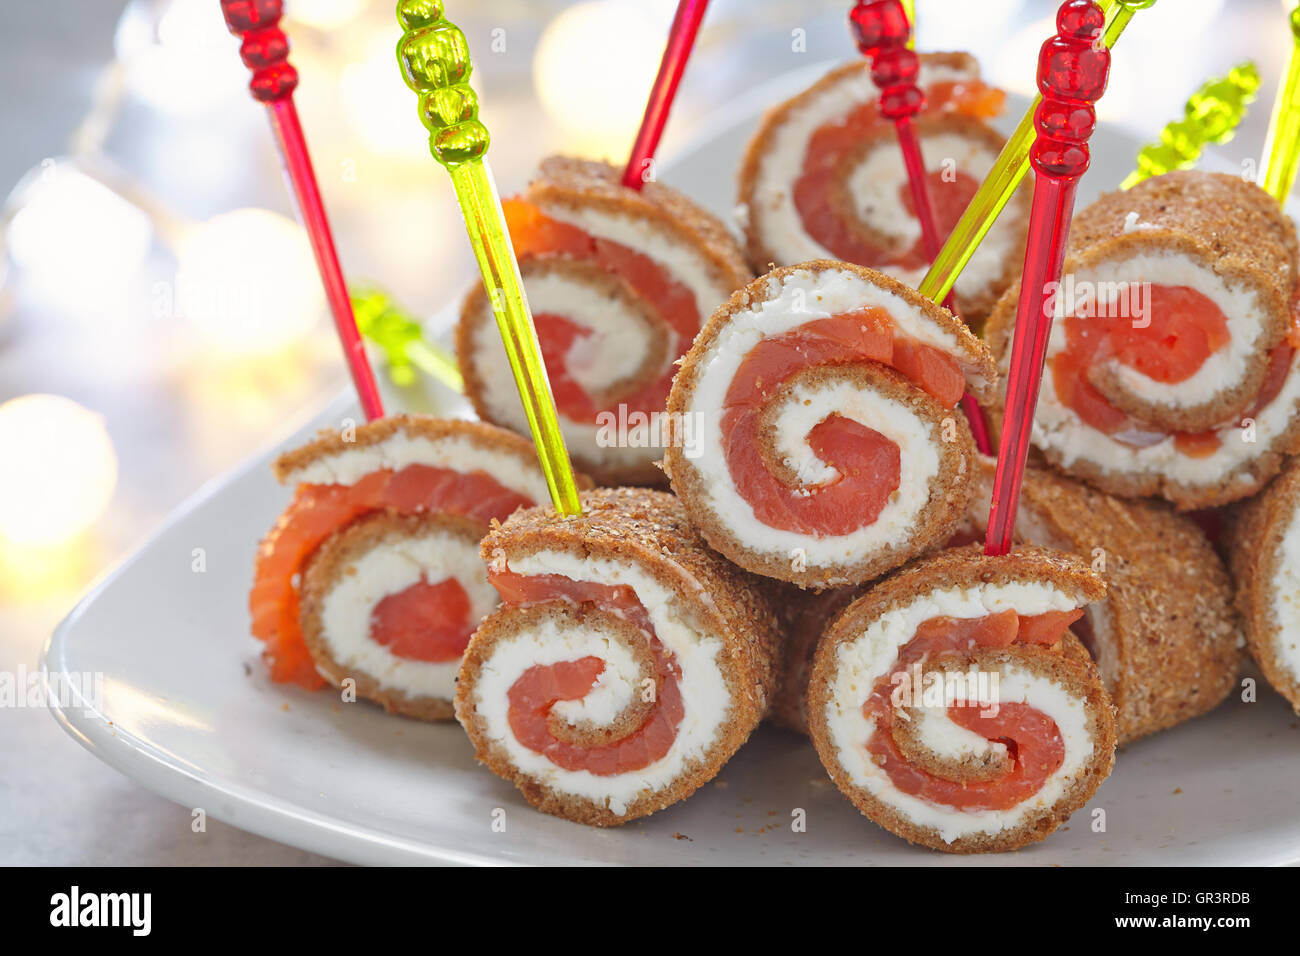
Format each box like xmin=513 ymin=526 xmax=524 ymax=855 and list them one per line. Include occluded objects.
xmin=249 ymin=416 xmax=554 ymax=719
xmin=1227 ymin=458 xmax=1300 ymax=713
xmin=807 ymin=545 xmax=1116 ymax=853
xmin=737 ymin=52 xmax=1028 ymax=321
xmin=665 ymin=260 xmax=996 ymax=589
xmin=770 ymin=584 xmax=861 ymax=735
xmin=457 ymin=157 xmax=752 ymax=486
xmin=455 ymin=488 xmax=779 ymax=825
xmin=985 ymin=171 xmax=1300 ymax=510
xmin=962 ymin=459 xmax=1239 ymax=744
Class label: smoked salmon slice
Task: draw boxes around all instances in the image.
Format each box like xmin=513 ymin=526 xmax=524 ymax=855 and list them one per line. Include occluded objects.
xmin=718 ymin=309 xmax=964 ymax=537
xmin=489 ymin=569 xmax=685 ymax=776
xmin=793 ymin=91 xmax=989 ymax=269
xmin=504 ymin=198 xmax=700 ymax=424
xmin=1051 ymin=283 xmax=1257 ymax=456
xmin=368 ymin=576 xmax=473 ymax=663
xmin=863 ymin=608 xmax=1080 ymax=812
xmin=250 ymin=465 xmax=532 ymax=688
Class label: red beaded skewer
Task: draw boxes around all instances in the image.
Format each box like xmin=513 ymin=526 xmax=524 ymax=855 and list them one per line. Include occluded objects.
xmin=621 ymin=0 xmax=710 ymax=190
xmin=219 ymin=0 xmax=385 ymax=422
xmin=985 ymin=0 xmax=1111 ymax=556
xmin=849 ymin=0 xmax=992 ymax=455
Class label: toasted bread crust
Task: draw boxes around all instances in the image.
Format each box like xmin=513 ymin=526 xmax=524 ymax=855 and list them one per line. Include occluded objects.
xmin=455 ymin=157 xmax=751 ymax=487
xmin=665 ymin=260 xmax=993 ymax=588
xmin=806 ymin=544 xmax=1116 ymax=853
xmin=770 ymin=584 xmax=863 ymax=734
xmin=273 ymin=414 xmax=543 ymax=487
xmin=736 ymin=54 xmax=1028 ymax=322
xmin=971 ymin=459 xmax=1241 ymax=743
xmin=455 ymin=488 xmax=781 ymax=825
xmin=1226 ymin=459 xmax=1300 ymax=712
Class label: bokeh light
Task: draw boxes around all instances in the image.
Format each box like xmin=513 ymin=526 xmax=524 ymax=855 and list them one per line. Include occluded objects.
xmin=0 ymin=395 xmax=118 ymax=547
xmin=174 ymin=209 xmax=323 ymax=356
xmin=6 ymin=161 xmax=153 ymax=291
xmin=113 ymin=0 xmax=245 ymax=115
xmin=340 ymin=30 xmax=431 ymax=159
xmin=533 ymin=1 xmax=665 ymax=158
xmin=288 ymin=0 xmax=368 ymax=30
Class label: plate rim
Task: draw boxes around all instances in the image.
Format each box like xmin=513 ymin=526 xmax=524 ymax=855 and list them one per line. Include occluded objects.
xmin=40 ymin=393 xmax=524 ymax=867
xmin=37 ymin=61 xmax=857 ymax=868
xmin=39 ymin=61 xmax=1300 ymax=867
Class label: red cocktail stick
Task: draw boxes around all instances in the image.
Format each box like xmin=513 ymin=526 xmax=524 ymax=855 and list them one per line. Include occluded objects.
xmin=219 ymin=0 xmax=385 ymax=422
xmin=621 ymin=0 xmax=710 ymax=190
xmin=985 ymin=1 xmax=1111 ymax=556
xmin=849 ymin=0 xmax=992 ymax=454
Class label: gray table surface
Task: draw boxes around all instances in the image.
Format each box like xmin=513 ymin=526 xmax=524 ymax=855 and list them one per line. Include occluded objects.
xmin=0 ymin=0 xmax=1287 ymax=865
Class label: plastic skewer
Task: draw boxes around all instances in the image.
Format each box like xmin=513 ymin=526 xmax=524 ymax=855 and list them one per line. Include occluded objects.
xmin=394 ymin=0 xmax=581 ymax=516
xmin=917 ymin=0 xmax=1155 ymax=307
xmin=350 ymin=287 xmax=464 ymax=392
xmin=219 ymin=0 xmax=385 ymax=422
xmin=899 ymin=0 xmax=916 ymax=49
xmin=849 ymin=0 xmax=992 ymax=454
xmin=1260 ymin=4 xmax=1300 ymax=205
xmin=621 ymin=0 xmax=710 ymax=190
xmin=1122 ymin=62 xmax=1259 ymax=189
xmin=985 ymin=1 xmax=1112 ymax=556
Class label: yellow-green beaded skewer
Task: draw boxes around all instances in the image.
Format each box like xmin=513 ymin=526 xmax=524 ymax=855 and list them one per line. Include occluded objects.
xmin=351 ymin=286 xmax=464 ymax=392
xmin=1261 ymin=5 xmax=1300 ymax=205
xmin=394 ymin=0 xmax=582 ymax=516
xmin=1122 ymin=62 xmax=1260 ymax=189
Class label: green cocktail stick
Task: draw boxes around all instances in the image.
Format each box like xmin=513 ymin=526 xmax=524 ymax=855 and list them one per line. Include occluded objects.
xmin=916 ymin=0 xmax=1156 ymax=306
xmin=394 ymin=0 xmax=581 ymax=516
xmin=350 ymin=285 xmax=464 ymax=392
xmin=1122 ymin=62 xmax=1259 ymax=189
xmin=1261 ymin=5 xmax=1300 ymax=205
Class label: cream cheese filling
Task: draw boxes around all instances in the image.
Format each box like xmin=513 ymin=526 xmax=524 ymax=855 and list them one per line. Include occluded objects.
xmin=747 ymin=60 xmax=1015 ymax=300
xmin=1052 ymin=251 xmax=1267 ymax=411
xmin=470 ymin=550 xmax=731 ymax=818
xmin=282 ymin=432 xmax=550 ymax=507
xmin=318 ymin=532 xmax=498 ymax=701
xmin=824 ymin=582 xmax=1095 ymax=844
xmin=1032 ymin=339 xmax=1300 ymax=489
xmin=1268 ymin=504 xmax=1300 ymax=688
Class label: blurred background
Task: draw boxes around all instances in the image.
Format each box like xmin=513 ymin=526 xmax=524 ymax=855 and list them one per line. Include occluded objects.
xmin=0 ymin=0 xmax=1289 ymax=864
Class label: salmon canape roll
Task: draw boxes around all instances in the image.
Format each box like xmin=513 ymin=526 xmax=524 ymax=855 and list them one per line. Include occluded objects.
xmin=458 ymin=157 xmax=752 ymax=486
xmin=456 ymin=488 xmax=779 ymax=825
xmin=962 ymin=458 xmax=1239 ymax=744
xmin=737 ymin=53 xmax=1028 ymax=322
xmin=665 ymin=260 xmax=997 ymax=589
xmin=807 ymin=546 xmax=1116 ymax=853
xmin=1227 ymin=458 xmax=1300 ymax=713
xmin=250 ymin=416 xmax=553 ymax=719
xmin=770 ymin=584 xmax=861 ymax=735
xmin=985 ymin=171 xmax=1300 ymax=510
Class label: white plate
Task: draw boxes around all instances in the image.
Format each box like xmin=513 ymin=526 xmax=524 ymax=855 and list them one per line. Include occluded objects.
xmin=45 ymin=66 xmax=1300 ymax=866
